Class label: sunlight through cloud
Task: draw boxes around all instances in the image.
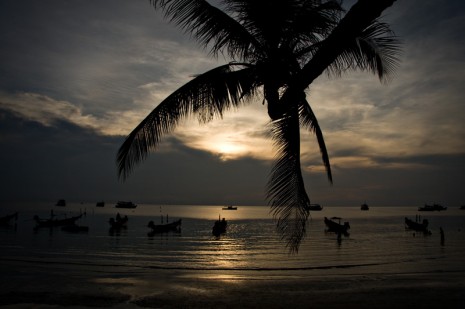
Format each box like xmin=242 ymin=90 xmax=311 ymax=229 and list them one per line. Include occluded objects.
xmin=173 ymin=104 xmax=273 ymax=161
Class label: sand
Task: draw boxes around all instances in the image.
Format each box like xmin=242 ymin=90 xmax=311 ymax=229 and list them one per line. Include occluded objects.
xmin=1 ymin=267 xmax=464 ymax=308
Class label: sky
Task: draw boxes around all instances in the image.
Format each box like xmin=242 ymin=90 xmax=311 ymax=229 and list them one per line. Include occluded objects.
xmin=0 ymin=0 xmax=464 ymax=207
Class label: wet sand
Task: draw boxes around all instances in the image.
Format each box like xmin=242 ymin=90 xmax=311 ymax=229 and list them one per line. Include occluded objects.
xmin=1 ymin=267 xmax=464 ymax=308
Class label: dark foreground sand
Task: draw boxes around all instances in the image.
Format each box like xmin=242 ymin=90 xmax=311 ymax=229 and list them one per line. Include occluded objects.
xmin=0 ymin=266 xmax=464 ymax=309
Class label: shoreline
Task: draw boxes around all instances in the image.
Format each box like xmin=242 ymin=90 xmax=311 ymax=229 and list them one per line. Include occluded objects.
xmin=1 ymin=268 xmax=464 ymax=308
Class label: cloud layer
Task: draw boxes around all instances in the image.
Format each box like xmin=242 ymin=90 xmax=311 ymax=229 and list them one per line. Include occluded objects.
xmin=1 ymin=0 xmax=464 ymax=206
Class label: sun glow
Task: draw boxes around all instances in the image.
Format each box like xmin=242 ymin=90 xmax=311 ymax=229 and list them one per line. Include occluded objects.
xmin=173 ymin=105 xmax=274 ymax=161
xmin=215 ymin=142 xmax=247 ymax=161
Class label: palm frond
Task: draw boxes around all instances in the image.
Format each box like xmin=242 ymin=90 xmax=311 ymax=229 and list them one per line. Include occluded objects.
xmin=299 ymin=99 xmax=332 ymax=183
xmin=267 ymin=104 xmax=310 ymax=254
xmin=288 ymin=0 xmax=343 ymax=44
xmin=294 ymin=0 xmax=398 ymax=90
xmin=149 ymin=0 xmax=260 ymax=60
xmin=117 ymin=64 xmax=257 ymax=180
xmin=222 ymin=0 xmax=342 ymax=62
xmin=326 ymin=20 xmax=401 ymax=83
xmin=357 ymin=21 xmax=401 ymax=83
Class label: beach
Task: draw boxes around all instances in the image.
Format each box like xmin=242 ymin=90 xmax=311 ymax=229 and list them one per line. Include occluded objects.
xmin=1 ymin=266 xmax=464 ymax=308
xmin=1 ymin=204 xmax=465 ymax=308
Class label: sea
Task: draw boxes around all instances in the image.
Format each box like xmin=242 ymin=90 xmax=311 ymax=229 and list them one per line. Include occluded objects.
xmin=1 ymin=202 xmax=465 ymax=279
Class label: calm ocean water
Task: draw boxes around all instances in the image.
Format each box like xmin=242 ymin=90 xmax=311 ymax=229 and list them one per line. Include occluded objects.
xmin=1 ymin=202 xmax=465 ymax=278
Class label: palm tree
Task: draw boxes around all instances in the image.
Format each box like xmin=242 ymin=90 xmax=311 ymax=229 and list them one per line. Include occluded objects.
xmin=117 ymin=0 xmax=401 ymax=252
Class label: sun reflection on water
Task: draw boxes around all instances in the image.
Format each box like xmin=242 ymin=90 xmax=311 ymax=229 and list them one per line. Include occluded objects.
xmin=179 ymin=271 xmax=249 ymax=284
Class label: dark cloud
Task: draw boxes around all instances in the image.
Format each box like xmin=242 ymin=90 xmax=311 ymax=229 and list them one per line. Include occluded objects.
xmin=1 ymin=102 xmax=463 ymax=207
xmin=0 ymin=110 xmax=270 ymax=205
xmin=0 ymin=110 xmax=119 ymax=201
xmin=0 ymin=0 xmax=194 ymax=115
xmin=306 ymin=152 xmax=465 ymax=207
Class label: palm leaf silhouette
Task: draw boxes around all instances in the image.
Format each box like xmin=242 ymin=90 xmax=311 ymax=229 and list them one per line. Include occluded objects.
xmin=117 ymin=63 xmax=257 ymax=180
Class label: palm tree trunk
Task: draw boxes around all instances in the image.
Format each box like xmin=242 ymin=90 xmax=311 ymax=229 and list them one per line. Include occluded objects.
xmin=272 ymin=0 xmax=397 ymax=252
